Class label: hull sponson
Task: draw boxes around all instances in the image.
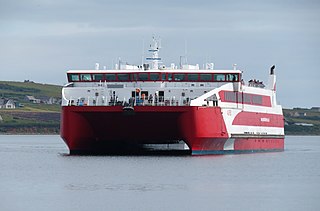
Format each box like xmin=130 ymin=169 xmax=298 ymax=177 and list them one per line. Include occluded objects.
xmin=60 ymin=106 xmax=284 ymax=155
xmin=191 ymin=138 xmax=284 ymax=155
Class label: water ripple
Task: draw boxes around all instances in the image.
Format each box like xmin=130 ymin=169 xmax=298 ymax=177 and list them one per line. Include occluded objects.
xmin=65 ymin=183 xmax=187 ymax=192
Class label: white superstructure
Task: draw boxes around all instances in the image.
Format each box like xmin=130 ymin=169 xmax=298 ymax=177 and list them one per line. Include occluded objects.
xmin=62 ymin=38 xmax=284 ymax=139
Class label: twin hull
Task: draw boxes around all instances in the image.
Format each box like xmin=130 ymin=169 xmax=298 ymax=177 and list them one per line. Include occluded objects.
xmin=61 ymin=105 xmax=284 ymax=155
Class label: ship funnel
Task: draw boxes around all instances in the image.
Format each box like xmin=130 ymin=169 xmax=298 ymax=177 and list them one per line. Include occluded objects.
xmin=267 ymin=65 xmax=276 ymax=91
xmin=270 ymin=65 xmax=275 ymax=75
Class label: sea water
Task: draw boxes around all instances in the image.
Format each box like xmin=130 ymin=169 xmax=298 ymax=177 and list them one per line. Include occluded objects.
xmin=0 ymin=135 xmax=319 ymax=211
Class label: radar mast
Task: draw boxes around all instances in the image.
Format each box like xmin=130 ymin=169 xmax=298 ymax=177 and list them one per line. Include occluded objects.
xmin=146 ymin=36 xmax=161 ymax=70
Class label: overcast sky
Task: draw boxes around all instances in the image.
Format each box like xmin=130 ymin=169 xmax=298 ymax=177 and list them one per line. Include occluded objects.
xmin=0 ymin=0 xmax=319 ymax=108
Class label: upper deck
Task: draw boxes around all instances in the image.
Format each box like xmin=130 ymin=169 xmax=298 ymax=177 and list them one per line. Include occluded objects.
xmin=66 ymin=69 xmax=242 ymax=84
xmin=61 ymin=37 xmax=278 ymax=111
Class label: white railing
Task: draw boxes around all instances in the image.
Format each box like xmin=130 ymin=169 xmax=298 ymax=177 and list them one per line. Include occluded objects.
xmin=66 ymin=96 xmax=192 ymax=107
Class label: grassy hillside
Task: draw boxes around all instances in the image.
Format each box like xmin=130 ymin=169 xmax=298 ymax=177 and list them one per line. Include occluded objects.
xmin=0 ymin=80 xmax=62 ymax=112
xmin=0 ymin=81 xmax=61 ymax=134
xmin=0 ymin=80 xmax=61 ymax=99
xmin=283 ymin=108 xmax=320 ymax=135
xmin=0 ymin=111 xmax=60 ymax=134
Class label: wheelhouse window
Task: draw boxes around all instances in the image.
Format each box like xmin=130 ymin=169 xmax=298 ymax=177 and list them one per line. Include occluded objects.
xmin=214 ymin=74 xmax=225 ymax=81
xmin=187 ymin=73 xmax=198 ymax=81
xmin=174 ymin=73 xmax=186 ymax=81
xmin=68 ymin=72 xmax=240 ymax=83
xmin=200 ymin=74 xmax=212 ymax=81
xmin=232 ymin=74 xmax=239 ymax=81
xmin=138 ymin=73 xmax=148 ymax=81
xmin=92 ymin=74 xmax=103 ymax=81
xmin=131 ymin=73 xmax=138 ymax=81
xmin=150 ymin=73 xmax=160 ymax=81
xmin=105 ymin=74 xmax=116 ymax=81
xmin=226 ymin=74 xmax=239 ymax=82
xmin=80 ymin=74 xmax=92 ymax=81
xmin=117 ymin=73 xmax=129 ymax=81
xmin=69 ymin=74 xmax=79 ymax=82
xmin=161 ymin=73 xmax=166 ymax=80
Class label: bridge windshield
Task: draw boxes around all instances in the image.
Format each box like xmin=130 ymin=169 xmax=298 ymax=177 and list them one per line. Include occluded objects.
xmin=67 ymin=72 xmax=240 ymax=83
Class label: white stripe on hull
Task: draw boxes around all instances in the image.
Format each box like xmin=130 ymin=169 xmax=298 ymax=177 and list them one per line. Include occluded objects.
xmin=223 ymin=139 xmax=235 ymax=150
xmin=228 ymin=125 xmax=284 ymax=136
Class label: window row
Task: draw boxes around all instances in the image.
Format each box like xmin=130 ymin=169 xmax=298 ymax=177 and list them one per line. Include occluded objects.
xmin=68 ymin=72 xmax=240 ymax=83
xmin=223 ymin=91 xmax=266 ymax=105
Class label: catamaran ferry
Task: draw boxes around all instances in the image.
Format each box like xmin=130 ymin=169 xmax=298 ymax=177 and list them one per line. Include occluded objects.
xmin=60 ymin=37 xmax=284 ymax=155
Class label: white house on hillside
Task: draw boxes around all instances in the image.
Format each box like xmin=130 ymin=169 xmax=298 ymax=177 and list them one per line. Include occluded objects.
xmin=25 ymin=95 xmax=41 ymax=103
xmin=0 ymin=98 xmax=16 ymax=109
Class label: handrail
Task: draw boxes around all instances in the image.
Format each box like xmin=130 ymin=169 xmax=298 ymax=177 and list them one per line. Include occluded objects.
xmin=66 ymin=96 xmax=192 ymax=107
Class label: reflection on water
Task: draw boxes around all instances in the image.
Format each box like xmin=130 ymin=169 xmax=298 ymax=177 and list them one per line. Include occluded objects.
xmin=0 ymin=135 xmax=320 ymax=211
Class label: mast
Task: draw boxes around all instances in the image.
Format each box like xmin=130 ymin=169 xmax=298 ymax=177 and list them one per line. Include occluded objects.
xmin=146 ymin=36 xmax=161 ymax=70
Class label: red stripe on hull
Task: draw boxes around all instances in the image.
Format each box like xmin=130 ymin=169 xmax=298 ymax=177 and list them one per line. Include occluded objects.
xmin=232 ymin=111 xmax=284 ymax=127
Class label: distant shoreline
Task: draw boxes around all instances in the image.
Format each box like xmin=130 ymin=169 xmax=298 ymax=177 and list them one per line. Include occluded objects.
xmin=1 ymin=81 xmax=319 ymax=136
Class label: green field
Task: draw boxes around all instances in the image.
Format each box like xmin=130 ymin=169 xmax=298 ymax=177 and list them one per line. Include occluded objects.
xmin=283 ymin=108 xmax=320 ymax=135
xmin=0 ymin=81 xmax=61 ymax=134
xmin=0 ymin=80 xmax=61 ymax=99
xmin=0 ymin=80 xmax=62 ymax=112
xmin=0 ymin=110 xmax=60 ymax=134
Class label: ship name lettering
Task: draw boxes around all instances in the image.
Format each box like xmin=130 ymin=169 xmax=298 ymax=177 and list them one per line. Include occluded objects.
xmin=260 ymin=118 xmax=270 ymax=122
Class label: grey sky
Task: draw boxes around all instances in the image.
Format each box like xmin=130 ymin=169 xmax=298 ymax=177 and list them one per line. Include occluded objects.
xmin=0 ymin=0 xmax=319 ymax=108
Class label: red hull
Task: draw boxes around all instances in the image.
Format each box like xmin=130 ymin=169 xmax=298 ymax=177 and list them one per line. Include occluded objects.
xmin=60 ymin=106 xmax=284 ymax=155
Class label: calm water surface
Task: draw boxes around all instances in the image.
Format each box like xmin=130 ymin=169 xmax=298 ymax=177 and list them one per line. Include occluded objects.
xmin=0 ymin=135 xmax=319 ymax=211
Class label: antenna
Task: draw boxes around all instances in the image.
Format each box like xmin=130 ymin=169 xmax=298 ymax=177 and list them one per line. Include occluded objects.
xmin=233 ymin=64 xmax=237 ymax=70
